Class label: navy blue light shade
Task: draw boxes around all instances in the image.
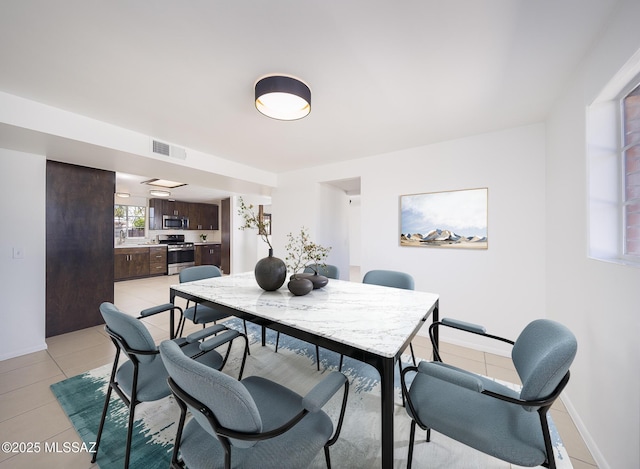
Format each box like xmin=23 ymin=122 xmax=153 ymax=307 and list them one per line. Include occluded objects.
xmin=255 ymin=75 xmax=311 ymax=120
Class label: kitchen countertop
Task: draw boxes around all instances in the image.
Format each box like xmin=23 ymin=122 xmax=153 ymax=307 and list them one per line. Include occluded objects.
xmin=114 ymin=243 xmax=167 ymax=249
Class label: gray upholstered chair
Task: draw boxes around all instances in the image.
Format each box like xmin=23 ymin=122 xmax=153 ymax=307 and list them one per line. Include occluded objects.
xmin=275 ymin=264 xmax=340 ymax=370
xmin=337 ymin=269 xmax=417 ymax=372
xmin=159 ymin=339 xmax=350 ymax=469
xmin=400 ymin=318 xmax=577 ymax=469
xmin=177 ymin=265 xmax=249 ymax=342
xmin=92 ymin=302 xmax=248 ymax=469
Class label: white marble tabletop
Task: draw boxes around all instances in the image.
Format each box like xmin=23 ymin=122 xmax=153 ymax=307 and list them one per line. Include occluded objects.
xmin=171 ymin=272 xmax=439 ymax=358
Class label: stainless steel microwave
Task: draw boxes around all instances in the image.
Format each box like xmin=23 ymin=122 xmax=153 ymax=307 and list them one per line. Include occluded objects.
xmin=162 ymin=215 xmax=189 ymax=230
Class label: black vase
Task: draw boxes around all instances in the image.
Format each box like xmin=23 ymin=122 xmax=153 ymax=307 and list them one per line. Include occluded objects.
xmin=287 ymin=277 xmax=314 ymax=296
xmin=297 ymin=272 xmax=329 ymax=289
xmin=254 ymin=249 xmax=287 ymax=291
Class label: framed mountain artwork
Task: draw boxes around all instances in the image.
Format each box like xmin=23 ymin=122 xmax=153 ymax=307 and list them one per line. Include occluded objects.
xmin=400 ymin=188 xmax=488 ymax=249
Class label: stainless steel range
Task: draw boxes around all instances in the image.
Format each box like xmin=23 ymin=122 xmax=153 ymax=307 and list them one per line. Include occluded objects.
xmin=158 ymin=234 xmax=195 ymax=275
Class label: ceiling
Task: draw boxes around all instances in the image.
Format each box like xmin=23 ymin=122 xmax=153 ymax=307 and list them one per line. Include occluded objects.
xmin=0 ymin=1 xmax=619 ymax=199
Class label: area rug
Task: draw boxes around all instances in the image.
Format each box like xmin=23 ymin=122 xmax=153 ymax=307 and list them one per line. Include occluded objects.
xmin=51 ymin=319 xmax=572 ymax=468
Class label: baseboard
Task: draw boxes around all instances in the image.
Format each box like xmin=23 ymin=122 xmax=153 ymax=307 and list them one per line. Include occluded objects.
xmin=0 ymin=342 xmax=48 ymax=361
xmin=560 ymin=392 xmax=610 ymax=469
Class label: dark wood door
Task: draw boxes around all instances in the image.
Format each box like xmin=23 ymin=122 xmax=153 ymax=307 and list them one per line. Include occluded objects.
xmin=46 ymin=161 xmax=114 ymax=337
xmin=221 ymin=198 xmax=231 ymax=274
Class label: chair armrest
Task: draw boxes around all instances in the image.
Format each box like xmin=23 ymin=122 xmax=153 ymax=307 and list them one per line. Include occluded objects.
xmin=186 ymin=324 xmax=228 ymax=343
xmin=302 ymin=372 xmax=348 ymax=412
xmin=429 ymin=318 xmax=514 ymax=361
xmin=138 ymin=303 xmax=182 ymax=318
xmin=199 ymin=330 xmax=241 ymax=352
xmin=417 ymin=361 xmax=484 ymax=392
xmin=441 ymin=318 xmax=486 ymax=334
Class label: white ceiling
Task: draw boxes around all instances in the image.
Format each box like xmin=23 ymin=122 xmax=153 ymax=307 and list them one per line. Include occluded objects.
xmin=0 ymin=1 xmax=619 ymax=199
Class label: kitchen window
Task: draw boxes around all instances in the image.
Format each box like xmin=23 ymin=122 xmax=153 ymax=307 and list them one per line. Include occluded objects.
xmin=115 ymin=204 xmax=146 ymax=240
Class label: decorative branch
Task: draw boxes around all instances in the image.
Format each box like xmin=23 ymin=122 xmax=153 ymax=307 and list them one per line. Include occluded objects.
xmin=237 ymin=197 xmax=272 ymax=250
xmin=285 ymin=227 xmax=331 ymax=276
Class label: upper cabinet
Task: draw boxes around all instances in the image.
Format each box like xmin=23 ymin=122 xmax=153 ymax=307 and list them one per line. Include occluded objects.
xmin=191 ymin=202 xmax=219 ymax=230
xmin=149 ymin=198 xmax=219 ymax=230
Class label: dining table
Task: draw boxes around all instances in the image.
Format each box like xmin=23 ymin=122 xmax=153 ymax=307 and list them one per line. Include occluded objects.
xmin=169 ymin=271 xmax=440 ymax=469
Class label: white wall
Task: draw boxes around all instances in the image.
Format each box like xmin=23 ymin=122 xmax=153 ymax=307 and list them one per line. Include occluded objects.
xmin=274 ymin=123 xmax=547 ymax=354
xmin=0 ymin=149 xmax=46 ymax=360
xmin=545 ymin=1 xmax=640 ymax=467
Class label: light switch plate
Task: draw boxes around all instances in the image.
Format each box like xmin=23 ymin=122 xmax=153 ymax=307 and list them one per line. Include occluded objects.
xmin=12 ymin=247 xmax=24 ymax=259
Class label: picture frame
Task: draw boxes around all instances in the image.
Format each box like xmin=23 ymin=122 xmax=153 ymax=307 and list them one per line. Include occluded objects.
xmin=400 ymin=188 xmax=488 ymax=249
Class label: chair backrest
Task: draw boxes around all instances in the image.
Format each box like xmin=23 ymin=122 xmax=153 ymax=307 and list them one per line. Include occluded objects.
xmin=512 ymin=319 xmax=577 ymax=401
xmin=99 ymin=302 xmax=158 ymax=364
xmin=304 ymin=264 xmax=340 ymax=279
xmin=159 ymin=340 xmax=261 ymax=448
xmin=362 ymin=269 xmax=415 ymax=290
xmin=179 ymin=265 xmax=222 ymax=283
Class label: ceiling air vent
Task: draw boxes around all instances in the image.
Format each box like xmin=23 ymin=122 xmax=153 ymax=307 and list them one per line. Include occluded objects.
xmin=151 ymin=139 xmax=187 ymax=160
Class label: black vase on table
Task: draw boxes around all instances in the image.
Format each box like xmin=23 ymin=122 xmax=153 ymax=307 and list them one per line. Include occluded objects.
xmin=254 ymin=249 xmax=287 ymax=291
xmin=297 ymin=272 xmax=329 ymax=289
xmin=287 ymin=276 xmax=314 ymax=296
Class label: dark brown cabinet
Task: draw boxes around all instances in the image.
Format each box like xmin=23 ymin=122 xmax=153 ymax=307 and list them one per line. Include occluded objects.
xmin=190 ymin=203 xmax=219 ymax=230
xmin=195 ymin=243 xmax=221 ymax=268
xmin=115 ymin=247 xmax=150 ymax=280
xmin=148 ymin=198 xmax=163 ymax=230
xmin=149 ymin=246 xmax=168 ymax=276
xmin=149 ymin=198 xmax=218 ymax=231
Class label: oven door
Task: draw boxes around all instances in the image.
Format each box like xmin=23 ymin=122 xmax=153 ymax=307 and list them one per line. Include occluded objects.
xmin=167 ymin=248 xmax=195 ymax=275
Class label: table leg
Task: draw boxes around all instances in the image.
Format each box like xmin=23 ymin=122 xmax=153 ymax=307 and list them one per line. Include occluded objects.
xmin=379 ymin=356 xmax=395 ymax=468
xmin=169 ymin=289 xmax=176 ymax=340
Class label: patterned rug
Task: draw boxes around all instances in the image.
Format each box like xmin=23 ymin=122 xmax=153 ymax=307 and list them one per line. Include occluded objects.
xmin=50 ymin=320 xmax=572 ymax=468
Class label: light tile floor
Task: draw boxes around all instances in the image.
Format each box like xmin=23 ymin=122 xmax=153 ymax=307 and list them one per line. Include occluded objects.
xmin=0 ymin=273 xmax=597 ymax=468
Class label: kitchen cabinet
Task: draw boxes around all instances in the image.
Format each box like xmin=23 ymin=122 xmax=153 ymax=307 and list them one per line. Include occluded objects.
xmin=115 ymin=247 xmax=150 ymax=280
xmin=190 ymin=203 xmax=219 ymax=230
xmin=195 ymin=243 xmax=221 ymax=268
xmin=148 ymin=198 xmax=163 ymax=230
xmin=149 ymin=198 xmax=218 ymax=231
xmin=164 ymin=199 xmax=190 ymax=217
xmin=149 ymin=246 xmax=168 ymax=276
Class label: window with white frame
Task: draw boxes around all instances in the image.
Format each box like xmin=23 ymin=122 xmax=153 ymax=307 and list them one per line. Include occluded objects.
xmin=114 ymin=204 xmax=146 ymax=240
xmin=622 ymin=82 xmax=640 ymax=259
xmin=587 ymin=52 xmax=640 ymax=266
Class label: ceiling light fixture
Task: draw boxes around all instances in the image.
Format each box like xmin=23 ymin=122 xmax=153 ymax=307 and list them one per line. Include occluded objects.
xmin=255 ymin=75 xmax=311 ymax=121
xmin=149 ymin=189 xmax=171 ymax=197
xmin=115 ymin=192 xmax=130 ymax=198
xmin=142 ymin=178 xmax=187 ymax=189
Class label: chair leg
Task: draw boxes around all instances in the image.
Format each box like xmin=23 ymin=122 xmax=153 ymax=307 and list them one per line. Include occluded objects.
xmin=407 ymin=420 xmax=416 ymax=469
xmin=315 ymin=344 xmax=320 ymax=371
xmin=324 ymin=446 xmax=331 ymax=469
xmin=338 ymin=354 xmax=344 ymax=371
xmin=242 ymin=320 xmax=251 ymax=355
xmin=398 ymin=360 xmax=406 ymax=407
xmin=90 ymin=382 xmax=113 ymax=463
xmin=275 ymin=331 xmax=280 ymax=352
xmin=123 ymin=401 xmax=137 ymax=469
xmin=409 ymin=342 xmax=417 ymax=366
